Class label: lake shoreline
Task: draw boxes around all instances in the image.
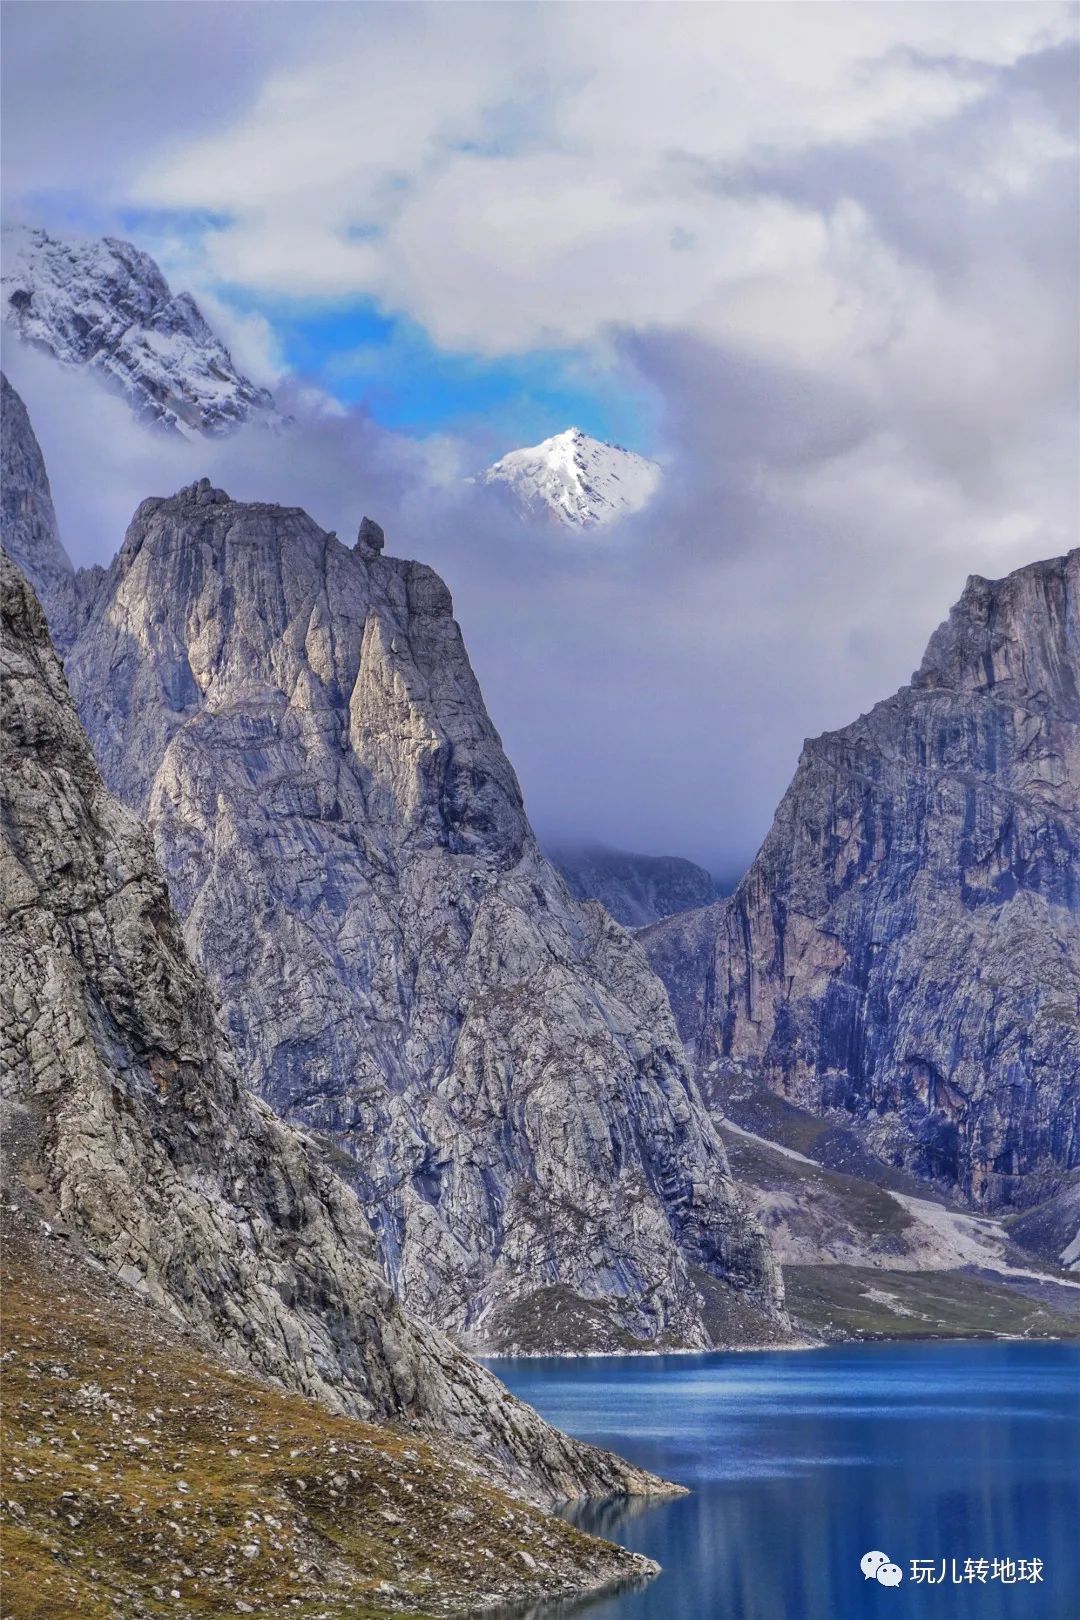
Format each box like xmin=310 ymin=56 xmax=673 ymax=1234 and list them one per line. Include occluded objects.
xmin=480 ymin=1329 xmax=1080 ymax=1362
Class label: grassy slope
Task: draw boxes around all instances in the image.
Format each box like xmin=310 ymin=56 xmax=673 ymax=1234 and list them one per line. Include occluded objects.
xmin=0 ymin=1215 xmax=654 ymax=1620
xmin=784 ymin=1264 xmax=1080 ymax=1341
xmin=714 ymin=1096 xmax=1080 ymax=1344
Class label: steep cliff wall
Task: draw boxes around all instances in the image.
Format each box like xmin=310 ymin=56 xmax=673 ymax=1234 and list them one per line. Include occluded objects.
xmin=1 ymin=372 xmax=81 ymax=647
xmin=645 ymin=553 xmax=1080 ymax=1212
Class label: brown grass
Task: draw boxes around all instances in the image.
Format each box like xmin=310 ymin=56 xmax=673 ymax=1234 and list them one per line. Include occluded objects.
xmin=0 ymin=1217 xmax=640 ymax=1620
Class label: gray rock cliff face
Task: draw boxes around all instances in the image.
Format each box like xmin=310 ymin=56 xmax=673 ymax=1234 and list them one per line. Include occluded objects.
xmin=644 ymin=553 xmax=1080 ymax=1214
xmin=55 ymin=479 xmax=783 ymax=1352
xmin=551 ymin=845 xmax=718 ymax=928
xmin=1 ymin=372 xmax=80 ymax=648
xmin=0 ymin=548 xmax=666 ymax=1507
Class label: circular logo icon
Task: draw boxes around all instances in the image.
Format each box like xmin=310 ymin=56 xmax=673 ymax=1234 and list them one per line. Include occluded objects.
xmin=862 ymin=1551 xmax=904 ymax=1586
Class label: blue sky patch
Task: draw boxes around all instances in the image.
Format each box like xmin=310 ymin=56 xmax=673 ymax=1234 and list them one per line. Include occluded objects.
xmin=240 ymin=295 xmax=657 ymax=451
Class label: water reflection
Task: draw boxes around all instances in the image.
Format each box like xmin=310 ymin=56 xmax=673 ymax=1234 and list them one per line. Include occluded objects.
xmin=482 ymin=1568 xmax=655 ymax=1620
xmin=562 ymin=1491 xmax=672 ymax=1542
xmin=483 ymin=1343 xmax=1080 ymax=1620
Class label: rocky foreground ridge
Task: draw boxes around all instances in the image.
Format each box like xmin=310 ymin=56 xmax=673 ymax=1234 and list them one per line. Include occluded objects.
xmin=1 ymin=1211 xmax=659 ymax=1619
xmin=644 ymin=551 xmax=1080 ymax=1216
xmin=0 ymin=544 xmax=668 ymax=1512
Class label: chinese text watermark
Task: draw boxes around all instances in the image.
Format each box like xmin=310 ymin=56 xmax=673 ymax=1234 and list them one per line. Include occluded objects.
xmin=861 ymin=1552 xmax=1045 ymax=1588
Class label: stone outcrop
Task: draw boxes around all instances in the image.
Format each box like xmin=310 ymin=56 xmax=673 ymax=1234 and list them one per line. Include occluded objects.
xmin=357 ymin=514 xmax=386 ymax=555
xmin=644 ymin=553 xmax=1080 ymax=1214
xmin=0 ymin=547 xmax=668 ymax=1508
xmin=55 ymin=475 xmax=782 ymax=1352
xmin=551 ymin=844 xmax=718 ymax=928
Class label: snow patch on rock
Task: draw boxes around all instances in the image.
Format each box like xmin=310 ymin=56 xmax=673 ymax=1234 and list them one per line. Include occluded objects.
xmin=2 ymin=226 xmax=277 ymax=437
xmin=482 ymin=428 xmax=660 ymax=529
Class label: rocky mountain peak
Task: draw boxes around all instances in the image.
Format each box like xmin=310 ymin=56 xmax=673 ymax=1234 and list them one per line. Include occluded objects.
xmin=644 ymin=550 xmax=1080 ymax=1213
xmin=2 ymin=225 xmax=277 ymax=436
xmin=54 ymin=466 xmax=783 ymax=1354
xmin=914 ymin=550 xmax=1079 ymax=715
xmin=481 ymin=426 xmax=662 ymax=528
xmin=1 ymin=542 xmax=670 ymax=1508
xmin=72 ymin=481 xmax=527 ymax=866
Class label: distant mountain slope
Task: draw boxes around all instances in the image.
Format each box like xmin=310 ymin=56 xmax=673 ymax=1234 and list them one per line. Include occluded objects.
xmin=552 ymin=845 xmax=718 ymax=927
xmin=482 ymin=427 xmax=661 ymax=527
xmin=2 ymin=226 xmax=276 ymax=435
xmin=643 ymin=551 xmax=1080 ymax=1215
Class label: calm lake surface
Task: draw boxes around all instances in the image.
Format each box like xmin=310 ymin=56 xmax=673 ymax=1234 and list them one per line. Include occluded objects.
xmin=485 ymin=1343 xmax=1080 ymax=1620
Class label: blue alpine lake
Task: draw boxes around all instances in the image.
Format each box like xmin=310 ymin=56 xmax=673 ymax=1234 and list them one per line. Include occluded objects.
xmin=484 ymin=1342 xmax=1080 ymax=1620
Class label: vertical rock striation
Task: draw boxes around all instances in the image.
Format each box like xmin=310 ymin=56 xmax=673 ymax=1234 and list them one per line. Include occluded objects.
xmin=54 ymin=478 xmax=782 ymax=1351
xmin=0 ymin=547 xmax=668 ymax=1507
xmin=1 ymin=372 xmax=80 ymax=648
xmin=644 ymin=553 xmax=1080 ymax=1213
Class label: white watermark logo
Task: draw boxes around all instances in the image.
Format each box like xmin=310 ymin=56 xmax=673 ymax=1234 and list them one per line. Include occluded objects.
xmin=861 ymin=1552 xmax=1045 ymax=1588
xmin=862 ymin=1551 xmax=904 ymax=1587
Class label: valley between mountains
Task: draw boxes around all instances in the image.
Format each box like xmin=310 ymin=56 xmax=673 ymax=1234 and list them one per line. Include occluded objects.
xmin=2 ymin=345 xmax=1078 ymax=1620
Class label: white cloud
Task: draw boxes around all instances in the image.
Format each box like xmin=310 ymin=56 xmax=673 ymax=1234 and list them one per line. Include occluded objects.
xmin=3 ymin=0 xmax=1077 ymax=869
xmin=120 ymin=2 xmax=1077 ymax=509
xmin=189 ymin=290 xmax=288 ymax=389
xmin=128 ymin=2 xmax=1074 ymax=340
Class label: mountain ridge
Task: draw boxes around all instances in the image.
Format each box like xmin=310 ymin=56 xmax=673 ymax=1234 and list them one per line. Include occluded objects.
xmin=0 ymin=536 xmax=672 ymax=1513
xmin=551 ymin=844 xmax=719 ymax=927
xmin=2 ymin=226 xmax=277 ymax=436
xmin=59 ymin=478 xmax=784 ymax=1353
xmin=3 ymin=374 xmax=785 ymax=1356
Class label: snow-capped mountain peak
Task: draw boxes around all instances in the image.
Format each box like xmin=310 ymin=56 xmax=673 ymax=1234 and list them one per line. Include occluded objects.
xmin=481 ymin=427 xmax=661 ymax=528
xmin=1 ymin=225 xmax=277 ymax=437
